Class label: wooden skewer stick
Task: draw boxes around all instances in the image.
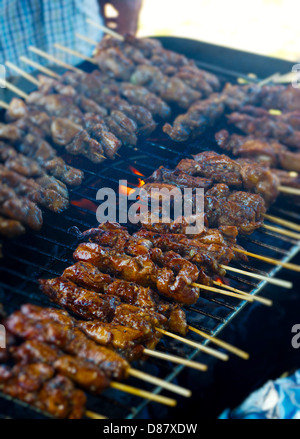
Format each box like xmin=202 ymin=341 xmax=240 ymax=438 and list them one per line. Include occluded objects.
xmin=28 ymin=46 xmax=83 ymax=74
xmin=155 ymin=327 xmax=229 ymax=361
xmin=268 ymin=108 xmax=282 ymax=115
xmin=53 ymin=43 xmax=97 ymax=64
xmin=221 ymin=264 xmax=293 ymax=288
xmin=7 ymin=65 xmax=41 ymax=88
xmin=188 ymin=326 xmax=249 ymax=360
xmin=263 ymin=213 xmax=300 ymax=232
xmin=0 ymin=100 xmax=9 ymax=110
xmin=75 ymin=33 xmax=98 ymax=46
xmin=0 ymin=80 xmax=28 ymax=99
xmin=258 ymin=72 xmax=280 ymax=87
xmin=279 ymin=185 xmax=300 ymax=196
xmin=192 ymin=282 xmax=254 ymax=302
xmin=128 ymin=368 xmax=191 ymax=397
xmin=20 ymin=56 xmax=61 ymax=79
xmin=288 ymin=171 xmax=298 ymax=178
xmin=233 ymin=247 xmax=300 ymax=272
xmin=143 ymin=348 xmax=207 ymax=372
xmin=262 ymin=223 xmax=300 ymax=240
xmin=86 ymin=18 xmax=124 ymax=41
xmin=5 ymin=61 xmax=40 ymax=86
xmin=110 ymin=381 xmax=176 ymax=407
xmin=85 ymin=410 xmax=108 ymax=419
xmin=212 ymin=281 xmax=273 ymax=307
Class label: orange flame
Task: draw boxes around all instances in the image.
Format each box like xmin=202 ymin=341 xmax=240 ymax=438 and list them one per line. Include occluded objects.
xmin=215 ymin=277 xmax=224 ymax=285
xmin=215 ymin=276 xmax=230 ymax=287
xmin=119 ymin=185 xmax=136 ymax=196
xmin=119 ymin=177 xmax=145 ymax=196
xmin=137 ymin=177 xmax=145 ymax=187
xmin=71 ymin=198 xmax=98 ymax=212
xmin=129 ymin=166 xmax=145 ymax=177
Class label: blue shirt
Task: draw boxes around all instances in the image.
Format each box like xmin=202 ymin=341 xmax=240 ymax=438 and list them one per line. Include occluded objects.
xmin=0 ymin=0 xmax=104 ymax=73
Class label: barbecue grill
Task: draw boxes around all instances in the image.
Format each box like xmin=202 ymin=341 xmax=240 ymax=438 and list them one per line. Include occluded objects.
xmin=0 ymin=37 xmax=299 ymax=419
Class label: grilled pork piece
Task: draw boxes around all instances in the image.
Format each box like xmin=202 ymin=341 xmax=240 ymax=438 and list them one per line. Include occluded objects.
xmin=21 ymin=303 xmax=74 ymax=326
xmin=147 ymin=166 xmax=213 ymax=190
xmin=270 ymin=168 xmax=300 ymax=189
xmin=163 ymin=93 xmax=225 ymax=141
xmin=0 ymin=362 xmax=55 ymax=403
xmin=11 ymin=340 xmax=61 ymax=365
xmin=0 ymin=215 xmax=25 ymax=237
xmin=0 ymin=185 xmax=43 ymax=231
xmin=206 ymin=184 xmax=266 ymax=233
xmin=37 ymin=375 xmax=86 ymax=419
xmin=40 ymin=277 xmax=120 ymax=321
xmin=131 ymin=65 xmax=202 ymax=108
xmin=53 ymin=355 xmax=110 ymax=394
xmin=77 ymin=320 xmax=145 ymax=351
xmin=260 ymin=84 xmax=300 ymax=112
xmin=119 ymin=82 xmax=171 ymax=119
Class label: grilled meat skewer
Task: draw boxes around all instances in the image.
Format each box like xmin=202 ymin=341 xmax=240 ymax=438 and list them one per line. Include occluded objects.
xmin=162 ymin=83 xmax=263 ymax=142
xmin=43 ymin=260 xmax=188 ymax=336
xmin=215 ymin=129 xmax=298 ymax=168
xmin=62 ymin=261 xmax=172 ymax=314
xmin=81 ymin=222 xmax=244 ymax=277
xmin=0 ymin=164 xmax=69 ymax=214
xmin=162 ymin=81 xmax=300 ymax=143
xmin=0 ymin=120 xmax=83 ymax=187
xmin=258 ymin=84 xmax=300 ymax=112
xmin=8 ymin=71 xmax=160 ymax=153
xmin=94 ymin=35 xmax=220 ymax=96
xmin=174 ymin=151 xmax=279 ymax=205
xmin=227 ymin=111 xmax=300 ymax=149
xmin=45 ymin=70 xmax=171 ymax=121
xmin=93 ymin=46 xmax=202 ymax=108
xmin=40 ymin=277 xmax=187 ymax=349
xmin=0 ymin=361 xmax=86 ymax=419
xmin=0 ymin=184 xmax=43 ymax=231
xmin=73 ymin=241 xmax=200 ymax=305
xmin=11 ymin=339 xmax=110 ymax=394
xmin=36 ymin=68 xmax=170 ymax=122
xmin=5 ymin=307 xmax=129 ymax=381
xmin=141 ymin=180 xmax=266 ymax=234
xmin=4 ymin=98 xmax=118 ymax=163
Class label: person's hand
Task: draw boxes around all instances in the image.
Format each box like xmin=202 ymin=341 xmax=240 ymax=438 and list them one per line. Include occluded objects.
xmin=99 ymin=0 xmax=142 ymax=35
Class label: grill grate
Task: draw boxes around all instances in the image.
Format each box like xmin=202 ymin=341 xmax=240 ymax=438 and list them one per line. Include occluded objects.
xmin=0 ymin=38 xmax=299 ymax=419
